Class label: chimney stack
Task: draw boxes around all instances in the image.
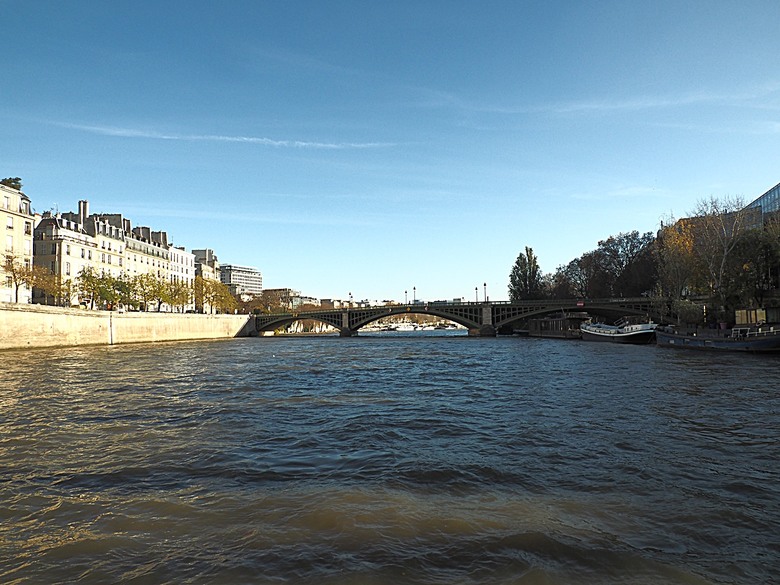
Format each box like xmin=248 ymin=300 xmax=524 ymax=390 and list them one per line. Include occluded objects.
xmin=78 ymin=200 xmax=89 ymax=227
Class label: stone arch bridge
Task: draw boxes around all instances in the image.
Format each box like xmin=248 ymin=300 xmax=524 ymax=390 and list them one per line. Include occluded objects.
xmin=255 ymin=298 xmax=666 ymax=337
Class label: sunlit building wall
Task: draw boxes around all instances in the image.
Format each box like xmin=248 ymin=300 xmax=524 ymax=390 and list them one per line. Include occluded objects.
xmin=1 ymin=183 xmax=35 ymax=303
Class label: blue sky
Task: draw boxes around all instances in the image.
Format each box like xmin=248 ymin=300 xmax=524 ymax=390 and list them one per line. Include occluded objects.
xmin=3 ymin=1 xmax=780 ymax=302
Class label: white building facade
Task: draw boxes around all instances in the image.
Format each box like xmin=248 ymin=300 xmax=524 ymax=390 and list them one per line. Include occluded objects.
xmin=1 ymin=183 xmax=35 ymax=303
xmin=220 ymin=263 xmax=263 ymax=295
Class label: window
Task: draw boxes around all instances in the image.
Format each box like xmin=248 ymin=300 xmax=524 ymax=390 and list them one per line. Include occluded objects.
xmin=6 ymin=216 xmax=12 ymax=229
xmin=24 ymin=240 xmax=31 ymax=254
xmin=24 ymin=222 xmax=31 ymax=236
xmin=65 ymin=262 xmax=71 ymax=276
xmin=107 ymin=255 xmax=112 ymax=264
xmin=118 ymin=258 xmax=123 ymax=267
xmin=6 ymin=235 xmax=13 ymax=252
xmin=51 ymin=243 xmax=57 ymax=254
xmin=101 ymin=253 xmax=105 ymax=263
xmin=81 ymin=248 xmax=85 ymax=258
xmin=88 ymin=250 xmax=92 ymax=260
xmin=66 ymin=244 xmax=71 ymax=255
xmin=3 ymin=196 xmax=9 ymax=209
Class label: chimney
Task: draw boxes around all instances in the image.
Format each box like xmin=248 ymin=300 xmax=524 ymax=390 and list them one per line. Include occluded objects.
xmin=78 ymin=200 xmax=89 ymax=227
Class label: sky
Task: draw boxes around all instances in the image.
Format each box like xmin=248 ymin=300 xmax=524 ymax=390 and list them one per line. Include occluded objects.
xmin=3 ymin=1 xmax=780 ymax=302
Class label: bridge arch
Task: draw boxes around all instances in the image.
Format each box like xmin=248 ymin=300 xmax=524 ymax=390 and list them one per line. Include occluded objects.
xmin=348 ymin=305 xmax=480 ymax=332
xmin=491 ymin=302 xmax=663 ymax=331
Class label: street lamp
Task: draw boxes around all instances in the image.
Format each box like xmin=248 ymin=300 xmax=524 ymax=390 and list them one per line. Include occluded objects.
xmin=349 ymin=291 xmax=353 ymax=307
xmin=405 ymin=290 xmax=407 ymax=304
xmin=483 ymin=282 xmax=487 ymax=302
xmin=413 ymin=286 xmax=416 ymax=303
xmin=475 ymin=286 xmax=478 ymax=302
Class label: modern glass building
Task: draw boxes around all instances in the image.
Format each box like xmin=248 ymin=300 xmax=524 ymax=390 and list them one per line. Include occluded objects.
xmin=747 ymin=181 xmax=780 ymax=218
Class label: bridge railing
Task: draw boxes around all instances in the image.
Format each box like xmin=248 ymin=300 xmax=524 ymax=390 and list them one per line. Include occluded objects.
xmin=257 ymin=297 xmax=659 ymax=316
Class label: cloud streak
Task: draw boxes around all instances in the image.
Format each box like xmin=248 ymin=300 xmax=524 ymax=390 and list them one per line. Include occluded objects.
xmin=415 ymin=81 xmax=780 ymax=116
xmin=57 ymin=122 xmax=394 ymax=150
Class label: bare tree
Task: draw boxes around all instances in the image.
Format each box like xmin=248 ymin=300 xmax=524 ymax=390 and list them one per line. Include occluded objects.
xmin=689 ymin=195 xmax=754 ymax=303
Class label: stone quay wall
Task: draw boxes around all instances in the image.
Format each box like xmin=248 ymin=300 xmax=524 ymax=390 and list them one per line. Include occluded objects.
xmin=0 ymin=303 xmax=257 ymax=350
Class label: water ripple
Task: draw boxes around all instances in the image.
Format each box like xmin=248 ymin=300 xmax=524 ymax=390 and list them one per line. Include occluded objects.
xmin=1 ymin=336 xmax=778 ymax=584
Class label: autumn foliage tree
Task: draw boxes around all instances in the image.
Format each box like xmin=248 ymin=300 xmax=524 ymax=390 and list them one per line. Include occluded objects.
xmin=2 ymin=253 xmax=38 ymax=302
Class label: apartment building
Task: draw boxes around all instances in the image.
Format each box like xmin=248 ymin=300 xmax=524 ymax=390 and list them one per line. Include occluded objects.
xmin=33 ymin=213 xmax=95 ymax=305
xmin=34 ymin=200 xmax=194 ymax=310
xmin=1 ymin=183 xmax=35 ymax=303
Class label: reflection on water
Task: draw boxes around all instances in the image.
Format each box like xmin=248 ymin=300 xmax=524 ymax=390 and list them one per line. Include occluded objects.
xmin=1 ymin=336 xmax=778 ymax=584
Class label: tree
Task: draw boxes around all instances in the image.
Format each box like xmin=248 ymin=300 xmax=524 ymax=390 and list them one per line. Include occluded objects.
xmin=194 ymin=275 xmax=210 ymax=313
xmin=76 ymin=267 xmax=104 ymax=309
xmin=113 ymin=274 xmax=135 ymax=309
xmin=166 ymin=279 xmax=193 ymax=312
xmin=508 ymin=246 xmax=543 ymax=302
xmin=689 ymin=195 xmax=753 ymax=304
xmin=2 ymin=253 xmax=36 ymax=302
xmin=0 ymin=177 xmax=22 ymax=190
xmin=548 ymin=265 xmax=575 ymax=299
xmin=212 ymin=281 xmax=238 ymax=313
xmin=596 ymin=231 xmax=655 ymax=296
xmin=655 ymin=216 xmax=700 ymax=299
xmin=133 ymin=273 xmax=161 ymax=311
xmin=261 ymin=289 xmax=287 ymax=312
xmin=36 ymin=271 xmax=78 ymax=306
xmin=563 ymin=252 xmax=611 ymax=298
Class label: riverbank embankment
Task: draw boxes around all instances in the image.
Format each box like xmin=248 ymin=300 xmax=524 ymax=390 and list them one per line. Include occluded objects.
xmin=0 ymin=303 xmax=257 ymax=350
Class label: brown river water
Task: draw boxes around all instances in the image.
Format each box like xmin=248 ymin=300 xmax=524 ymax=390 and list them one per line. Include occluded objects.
xmin=1 ymin=333 xmax=778 ymax=584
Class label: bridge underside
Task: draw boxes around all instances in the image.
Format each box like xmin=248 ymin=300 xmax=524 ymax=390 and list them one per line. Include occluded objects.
xmin=255 ymin=299 xmax=667 ymax=337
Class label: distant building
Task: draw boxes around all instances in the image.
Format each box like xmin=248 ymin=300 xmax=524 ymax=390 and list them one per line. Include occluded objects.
xmin=264 ymin=288 xmax=300 ymax=309
xmin=193 ymin=248 xmax=220 ymax=281
xmin=220 ymin=263 xmax=262 ymax=295
xmin=1 ymin=183 xmax=35 ymax=303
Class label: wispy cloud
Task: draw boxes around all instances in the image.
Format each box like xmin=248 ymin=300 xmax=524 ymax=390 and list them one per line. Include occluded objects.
xmin=570 ymin=184 xmax=666 ymax=202
xmin=543 ymin=85 xmax=780 ymax=114
xmin=113 ymin=203 xmax=374 ymax=227
xmin=57 ymin=122 xmax=394 ymax=150
xmin=414 ymin=81 xmax=780 ymax=116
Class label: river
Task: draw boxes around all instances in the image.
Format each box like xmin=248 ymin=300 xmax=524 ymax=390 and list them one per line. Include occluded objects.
xmin=1 ymin=333 xmax=777 ymax=584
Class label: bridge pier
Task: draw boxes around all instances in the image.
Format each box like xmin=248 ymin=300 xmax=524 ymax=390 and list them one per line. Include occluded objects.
xmin=468 ymin=324 xmax=496 ymax=337
xmin=339 ymin=328 xmax=357 ymax=337
xmin=467 ymin=305 xmax=496 ymax=336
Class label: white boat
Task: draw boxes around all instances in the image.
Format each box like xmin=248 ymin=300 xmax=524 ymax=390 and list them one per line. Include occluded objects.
xmin=580 ymin=318 xmax=657 ymax=344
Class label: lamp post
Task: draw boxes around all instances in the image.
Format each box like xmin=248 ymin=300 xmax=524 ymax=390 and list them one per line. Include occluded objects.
xmin=475 ymin=286 xmax=478 ymax=302
xmin=349 ymin=291 xmax=353 ymax=308
xmin=405 ymin=290 xmax=407 ymax=304
xmin=413 ymin=286 xmax=416 ymax=303
xmin=483 ymin=282 xmax=487 ymax=303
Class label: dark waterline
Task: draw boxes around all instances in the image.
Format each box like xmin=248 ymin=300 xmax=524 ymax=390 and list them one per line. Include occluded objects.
xmin=1 ymin=335 xmax=778 ymax=584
